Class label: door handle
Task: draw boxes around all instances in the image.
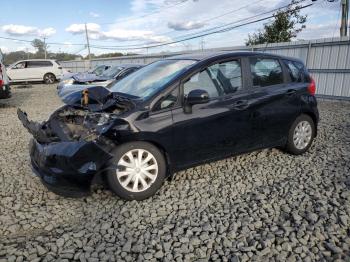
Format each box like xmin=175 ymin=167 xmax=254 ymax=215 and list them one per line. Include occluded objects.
xmin=285 ymin=89 xmax=296 ymax=96
xmin=232 ymin=100 xmax=249 ymax=110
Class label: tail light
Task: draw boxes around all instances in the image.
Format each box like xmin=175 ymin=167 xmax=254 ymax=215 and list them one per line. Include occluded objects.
xmin=0 ymin=80 xmax=3 ymax=87
xmin=308 ymin=77 xmax=316 ymax=95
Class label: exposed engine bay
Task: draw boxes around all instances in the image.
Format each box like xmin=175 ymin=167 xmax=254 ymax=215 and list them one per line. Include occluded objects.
xmin=17 ymin=86 xmax=136 ymax=144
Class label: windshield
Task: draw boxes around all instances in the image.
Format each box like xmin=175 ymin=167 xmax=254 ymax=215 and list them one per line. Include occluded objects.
xmin=93 ymin=65 xmax=107 ymax=76
xmin=101 ymin=66 xmax=123 ymax=78
xmin=110 ymin=59 xmax=196 ymax=98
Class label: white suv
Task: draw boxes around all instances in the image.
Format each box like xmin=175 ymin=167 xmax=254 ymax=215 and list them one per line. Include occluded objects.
xmin=7 ymin=59 xmax=66 ymax=84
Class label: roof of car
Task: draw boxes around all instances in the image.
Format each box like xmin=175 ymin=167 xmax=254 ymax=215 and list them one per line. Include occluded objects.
xmin=166 ymin=51 xmax=304 ymax=63
xmin=20 ymin=59 xmax=57 ymax=61
xmin=120 ymin=64 xmax=143 ymax=68
xmin=108 ymin=64 xmax=143 ymax=69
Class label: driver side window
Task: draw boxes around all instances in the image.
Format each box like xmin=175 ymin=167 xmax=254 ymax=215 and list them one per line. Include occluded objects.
xmin=183 ymin=70 xmax=219 ymax=98
xmin=14 ymin=62 xmax=26 ymax=69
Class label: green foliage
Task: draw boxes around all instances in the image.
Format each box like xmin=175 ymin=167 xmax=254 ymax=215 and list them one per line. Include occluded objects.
xmin=2 ymin=51 xmax=30 ymax=65
xmin=31 ymin=38 xmax=47 ymax=55
xmin=246 ymin=0 xmax=307 ymax=46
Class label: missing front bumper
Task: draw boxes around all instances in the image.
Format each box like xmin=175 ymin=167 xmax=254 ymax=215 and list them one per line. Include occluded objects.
xmin=29 ymin=138 xmax=113 ymax=197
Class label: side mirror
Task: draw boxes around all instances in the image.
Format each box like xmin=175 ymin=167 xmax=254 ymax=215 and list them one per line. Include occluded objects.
xmin=184 ymin=89 xmax=209 ymax=113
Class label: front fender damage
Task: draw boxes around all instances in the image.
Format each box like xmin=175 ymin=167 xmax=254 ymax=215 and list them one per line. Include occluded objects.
xmin=17 ymin=103 xmax=131 ymax=197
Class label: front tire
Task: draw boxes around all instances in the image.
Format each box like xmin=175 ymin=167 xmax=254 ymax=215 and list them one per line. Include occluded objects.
xmin=43 ymin=73 xmax=56 ymax=84
xmin=285 ymin=114 xmax=315 ymax=155
xmin=106 ymin=142 xmax=166 ymax=201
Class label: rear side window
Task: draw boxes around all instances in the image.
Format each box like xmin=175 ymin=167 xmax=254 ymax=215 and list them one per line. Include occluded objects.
xmin=27 ymin=61 xmax=53 ymax=68
xmin=284 ymin=60 xmax=304 ymax=82
xmin=250 ymin=58 xmax=284 ymax=87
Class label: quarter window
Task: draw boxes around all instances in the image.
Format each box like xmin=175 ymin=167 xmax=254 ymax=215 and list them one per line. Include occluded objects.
xmin=284 ymin=60 xmax=304 ymax=82
xmin=153 ymin=87 xmax=179 ymax=111
xmin=250 ymin=58 xmax=284 ymax=87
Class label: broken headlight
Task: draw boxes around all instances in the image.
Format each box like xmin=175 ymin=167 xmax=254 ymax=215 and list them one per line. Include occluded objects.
xmin=96 ymin=113 xmax=111 ymax=126
xmin=63 ymin=78 xmax=74 ymax=85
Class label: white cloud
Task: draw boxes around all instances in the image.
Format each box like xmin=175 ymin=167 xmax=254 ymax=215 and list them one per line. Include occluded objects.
xmin=15 ymin=46 xmax=36 ymax=52
xmin=0 ymin=46 xmax=10 ymax=53
xmin=168 ymin=21 xmax=205 ymax=31
xmin=67 ymin=0 xmax=340 ymax=54
xmin=100 ymin=29 xmax=171 ymax=42
xmin=65 ymin=23 xmax=101 ymax=34
xmin=89 ymin=11 xmax=100 ymax=18
xmin=39 ymin=27 xmax=56 ymax=37
xmin=2 ymin=24 xmax=56 ymax=37
xmin=66 ymin=23 xmax=171 ymax=43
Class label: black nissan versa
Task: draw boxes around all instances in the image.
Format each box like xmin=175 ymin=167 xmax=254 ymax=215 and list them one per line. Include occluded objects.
xmin=18 ymin=52 xmax=319 ymax=200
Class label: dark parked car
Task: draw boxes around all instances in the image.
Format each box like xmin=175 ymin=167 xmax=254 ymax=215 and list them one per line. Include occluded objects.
xmin=18 ymin=52 xmax=318 ymax=200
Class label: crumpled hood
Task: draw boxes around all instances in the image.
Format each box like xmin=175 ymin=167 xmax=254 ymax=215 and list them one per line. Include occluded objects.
xmin=60 ymin=86 xmax=137 ymax=112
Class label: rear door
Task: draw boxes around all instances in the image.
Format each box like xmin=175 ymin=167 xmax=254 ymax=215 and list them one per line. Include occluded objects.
xmin=170 ymin=58 xmax=257 ymax=169
xmin=26 ymin=60 xmax=53 ymax=79
xmin=247 ymin=56 xmax=301 ymax=147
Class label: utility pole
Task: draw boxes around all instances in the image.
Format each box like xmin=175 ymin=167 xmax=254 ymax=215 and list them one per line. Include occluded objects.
xmin=43 ymin=37 xmax=47 ymax=59
xmin=84 ymin=23 xmax=92 ymax=69
xmin=340 ymin=0 xmax=349 ymax=37
xmin=200 ymin=37 xmax=205 ymax=51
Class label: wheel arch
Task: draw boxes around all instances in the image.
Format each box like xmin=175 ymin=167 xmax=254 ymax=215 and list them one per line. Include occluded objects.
xmin=136 ymin=139 xmax=174 ymax=177
xmin=300 ymin=111 xmax=318 ymax=137
xmin=43 ymin=72 xmax=56 ymax=79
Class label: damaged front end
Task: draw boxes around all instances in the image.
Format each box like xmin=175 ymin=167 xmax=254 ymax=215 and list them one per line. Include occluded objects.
xmin=18 ymin=86 xmax=135 ymax=197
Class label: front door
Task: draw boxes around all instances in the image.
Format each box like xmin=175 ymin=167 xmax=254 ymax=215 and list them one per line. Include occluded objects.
xmin=171 ymin=58 xmax=256 ymax=169
xmin=7 ymin=61 xmax=27 ymax=81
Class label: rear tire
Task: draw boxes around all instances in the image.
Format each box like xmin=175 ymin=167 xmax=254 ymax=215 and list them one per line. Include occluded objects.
xmin=43 ymin=73 xmax=56 ymax=84
xmin=285 ymin=114 xmax=315 ymax=155
xmin=106 ymin=142 xmax=166 ymax=201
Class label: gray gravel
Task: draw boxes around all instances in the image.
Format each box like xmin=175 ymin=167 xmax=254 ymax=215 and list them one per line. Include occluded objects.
xmin=0 ymin=84 xmax=350 ymax=261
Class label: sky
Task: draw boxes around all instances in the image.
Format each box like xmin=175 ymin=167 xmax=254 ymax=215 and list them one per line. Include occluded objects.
xmin=0 ymin=0 xmax=343 ymax=56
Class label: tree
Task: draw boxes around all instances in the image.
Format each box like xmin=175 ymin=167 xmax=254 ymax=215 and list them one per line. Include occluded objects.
xmin=246 ymin=0 xmax=307 ymax=46
xmin=2 ymin=51 xmax=30 ymax=65
xmin=31 ymin=38 xmax=47 ymax=56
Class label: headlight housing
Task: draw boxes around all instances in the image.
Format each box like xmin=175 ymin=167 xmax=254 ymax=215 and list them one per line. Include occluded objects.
xmin=63 ymin=78 xmax=74 ymax=85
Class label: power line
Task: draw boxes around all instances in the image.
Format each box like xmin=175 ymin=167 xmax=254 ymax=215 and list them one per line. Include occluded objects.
xmin=88 ymin=1 xmax=311 ymax=49
xmin=0 ymin=1 xmax=293 ymax=49
xmin=0 ymin=1 xmax=313 ymax=51
xmin=90 ymin=3 xmax=314 ymax=51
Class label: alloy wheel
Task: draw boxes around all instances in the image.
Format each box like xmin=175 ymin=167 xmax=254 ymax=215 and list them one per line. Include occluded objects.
xmin=116 ymin=149 xmax=158 ymax=192
xmin=45 ymin=74 xmax=55 ymax=84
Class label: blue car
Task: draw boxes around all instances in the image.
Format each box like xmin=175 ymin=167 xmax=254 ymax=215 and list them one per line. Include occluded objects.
xmin=57 ymin=64 xmax=142 ymax=98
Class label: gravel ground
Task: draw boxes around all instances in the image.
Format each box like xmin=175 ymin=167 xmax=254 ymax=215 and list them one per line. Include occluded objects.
xmin=0 ymin=84 xmax=349 ymax=261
